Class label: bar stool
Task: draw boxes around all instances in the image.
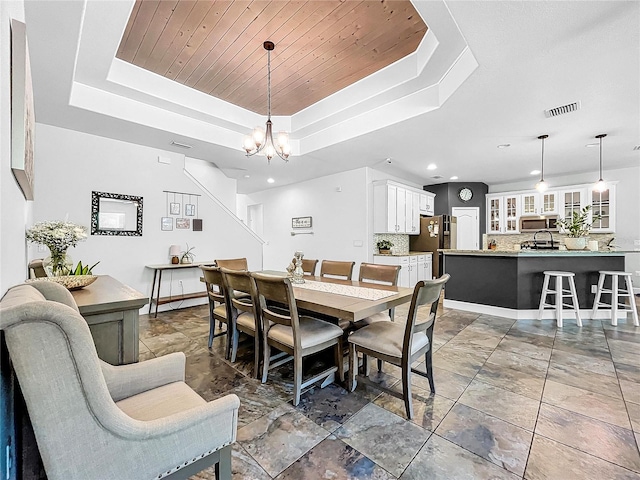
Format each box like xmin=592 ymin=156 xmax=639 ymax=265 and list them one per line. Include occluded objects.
xmin=538 ymin=271 xmax=582 ymax=327
xmin=592 ymin=271 xmax=639 ymax=326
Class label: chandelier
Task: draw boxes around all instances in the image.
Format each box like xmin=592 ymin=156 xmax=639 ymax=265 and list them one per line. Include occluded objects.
xmin=593 ymin=133 xmax=607 ymax=192
xmin=243 ymin=41 xmax=291 ymax=163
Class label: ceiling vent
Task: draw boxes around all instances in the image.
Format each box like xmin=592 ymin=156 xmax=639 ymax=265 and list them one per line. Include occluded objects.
xmin=544 ymin=101 xmax=581 ymax=118
xmin=633 ymin=145 xmax=640 ymax=151
xmin=170 ymin=141 xmax=192 ymax=149
xmin=431 ymin=175 xmax=443 ymax=179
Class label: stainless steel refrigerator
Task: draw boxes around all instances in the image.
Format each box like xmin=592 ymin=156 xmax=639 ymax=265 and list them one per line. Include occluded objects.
xmin=409 ymin=215 xmax=457 ymax=278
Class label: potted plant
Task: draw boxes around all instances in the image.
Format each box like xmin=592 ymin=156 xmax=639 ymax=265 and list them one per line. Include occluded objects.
xmin=376 ymin=239 xmax=393 ymax=255
xmin=180 ymin=244 xmax=196 ymax=264
xmin=557 ymin=205 xmax=601 ymax=250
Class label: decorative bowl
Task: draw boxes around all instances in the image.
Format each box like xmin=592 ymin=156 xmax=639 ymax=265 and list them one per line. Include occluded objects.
xmin=27 ymin=275 xmax=98 ymax=291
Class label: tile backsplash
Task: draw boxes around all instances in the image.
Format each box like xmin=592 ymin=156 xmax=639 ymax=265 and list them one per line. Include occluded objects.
xmin=373 ymin=234 xmax=409 ymax=254
xmin=485 ymin=232 xmax=616 ymax=250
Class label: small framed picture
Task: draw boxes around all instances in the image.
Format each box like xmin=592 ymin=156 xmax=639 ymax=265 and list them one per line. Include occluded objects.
xmin=161 ymin=217 xmax=173 ymax=231
xmin=292 ymin=216 xmax=312 ymax=229
xmin=185 ymin=204 xmax=195 ymax=216
xmin=176 ymin=218 xmax=190 ymax=229
xmin=169 ymin=203 xmax=180 ymax=215
xmin=193 ymin=219 xmax=203 ymax=231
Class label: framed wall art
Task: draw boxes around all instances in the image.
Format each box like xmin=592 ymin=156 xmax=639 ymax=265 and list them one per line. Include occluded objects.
xmin=185 ymin=204 xmax=195 ymax=216
xmin=161 ymin=217 xmax=173 ymax=231
xmin=292 ymin=216 xmax=312 ymax=229
xmin=169 ymin=203 xmax=180 ymax=215
xmin=11 ymin=20 xmax=35 ymax=201
xmin=176 ymin=218 xmax=190 ymax=229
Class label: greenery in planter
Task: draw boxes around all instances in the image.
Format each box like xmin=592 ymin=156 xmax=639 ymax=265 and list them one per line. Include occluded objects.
xmin=376 ymin=239 xmax=393 ymax=251
xmin=69 ymin=260 xmax=100 ymax=276
xmin=181 ymin=244 xmax=196 ymax=263
xmin=557 ymin=205 xmax=601 ymax=237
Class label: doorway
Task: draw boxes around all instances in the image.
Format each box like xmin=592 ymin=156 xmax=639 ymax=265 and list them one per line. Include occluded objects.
xmin=452 ymin=207 xmax=479 ymax=250
xmin=247 ymin=204 xmax=264 ymax=238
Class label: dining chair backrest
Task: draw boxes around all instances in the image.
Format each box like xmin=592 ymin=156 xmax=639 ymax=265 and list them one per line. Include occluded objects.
xmin=358 ymin=263 xmax=400 ymax=286
xmin=251 ymin=273 xmax=302 ymax=349
xmin=301 ymin=259 xmax=318 ymax=276
xmin=216 ymin=258 xmax=248 ymax=271
xmin=402 ymin=274 xmax=450 ymax=356
xmin=201 ymin=266 xmax=226 ymax=304
xmin=28 ymin=259 xmax=48 ymax=279
xmin=219 ymin=268 xmax=256 ymax=316
xmin=320 ymin=260 xmax=355 ymax=280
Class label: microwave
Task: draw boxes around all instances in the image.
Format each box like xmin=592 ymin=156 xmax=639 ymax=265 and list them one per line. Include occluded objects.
xmin=519 ymin=215 xmax=559 ymax=232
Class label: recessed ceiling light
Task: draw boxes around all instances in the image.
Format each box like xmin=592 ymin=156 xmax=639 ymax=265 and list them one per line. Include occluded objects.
xmin=243 ymin=174 xmax=250 ymax=178
xmin=427 ymin=163 xmax=437 ymax=170
xmin=530 ymin=170 xmax=541 ymax=175
xmin=267 ymin=178 xmax=275 ymax=184
xmin=585 ymin=143 xmax=599 ymax=148
xmin=497 ymin=144 xmax=510 ymax=149
xmin=450 ymin=176 xmax=459 ymax=180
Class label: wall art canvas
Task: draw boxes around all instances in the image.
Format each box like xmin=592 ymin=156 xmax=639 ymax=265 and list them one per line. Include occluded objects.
xmin=192 ymin=219 xmax=203 ymax=231
xmin=161 ymin=217 xmax=173 ymax=231
xmin=176 ymin=218 xmax=190 ymax=229
xmin=169 ymin=203 xmax=180 ymax=215
xmin=185 ymin=204 xmax=195 ymax=216
xmin=11 ymin=19 xmax=35 ymax=200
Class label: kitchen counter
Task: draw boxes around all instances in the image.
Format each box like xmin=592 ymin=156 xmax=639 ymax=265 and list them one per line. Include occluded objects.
xmin=373 ymin=251 xmax=432 ymax=257
xmin=440 ymin=249 xmax=626 ymax=257
xmin=441 ymin=250 xmax=626 ymax=319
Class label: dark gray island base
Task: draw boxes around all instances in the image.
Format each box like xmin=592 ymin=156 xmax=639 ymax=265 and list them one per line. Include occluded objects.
xmin=441 ymin=250 xmax=626 ymax=319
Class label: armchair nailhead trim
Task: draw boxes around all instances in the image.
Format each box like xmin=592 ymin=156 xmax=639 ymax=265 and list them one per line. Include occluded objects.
xmin=156 ymin=442 xmax=232 ymax=479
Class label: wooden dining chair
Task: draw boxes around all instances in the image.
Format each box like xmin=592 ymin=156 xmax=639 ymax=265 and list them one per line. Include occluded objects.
xmin=320 ymin=260 xmax=355 ymax=280
xmin=252 ymin=272 xmax=344 ymax=406
xmin=201 ymin=266 xmax=231 ymax=356
xmin=216 ymin=258 xmax=248 ymax=271
xmin=301 ymin=259 xmax=318 ymax=276
xmin=357 ymin=262 xmax=401 ymax=321
xmin=220 ymin=268 xmax=261 ymax=378
xmin=348 ymin=274 xmax=450 ymax=419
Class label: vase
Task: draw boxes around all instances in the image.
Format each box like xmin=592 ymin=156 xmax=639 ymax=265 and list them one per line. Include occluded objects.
xmin=46 ymin=249 xmax=72 ymax=276
xmin=564 ymin=237 xmax=587 ymax=250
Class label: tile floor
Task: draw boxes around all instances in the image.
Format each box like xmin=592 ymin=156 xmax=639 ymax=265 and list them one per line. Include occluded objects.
xmin=138 ymin=300 xmax=640 ymax=480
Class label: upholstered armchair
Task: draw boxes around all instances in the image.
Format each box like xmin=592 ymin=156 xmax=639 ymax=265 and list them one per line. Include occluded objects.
xmin=0 ymin=282 xmax=239 ymax=480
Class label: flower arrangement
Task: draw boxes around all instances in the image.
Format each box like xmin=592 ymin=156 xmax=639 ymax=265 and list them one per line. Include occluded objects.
xmin=26 ymin=221 xmax=87 ymax=275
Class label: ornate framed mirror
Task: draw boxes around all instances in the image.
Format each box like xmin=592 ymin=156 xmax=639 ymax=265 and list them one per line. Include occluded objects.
xmin=91 ymin=191 xmax=143 ymax=236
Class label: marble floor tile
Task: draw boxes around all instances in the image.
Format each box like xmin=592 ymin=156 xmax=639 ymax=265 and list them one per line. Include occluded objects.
xmin=484 ymin=349 xmax=549 ymax=376
xmin=475 ymin=360 xmax=546 ymax=400
xmin=617 ymin=362 xmax=640 ymax=384
xmin=620 ymin=379 xmax=640 ymax=405
xmin=237 ymin=403 xmax=330 ymax=478
xmin=446 ymin=330 xmax=504 ymax=350
xmin=226 ymin=379 xmax=292 ymax=428
xmin=410 ymin=364 xmax=473 ymax=401
xmin=276 ymin=435 xmax=396 ymax=480
xmin=509 ymin=319 xmax=557 ymax=338
xmin=400 ymin=434 xmax=519 ymax=480
xmin=139 ymin=318 xmax=180 ymax=339
xmin=436 ymin=403 xmax=532 ymax=476
xmin=295 ymin=383 xmax=372 ymax=432
xmin=535 ymin=403 xmax=640 ymax=473
xmin=546 ymin=363 xmax=623 ymax=399
xmin=334 ymin=403 xmax=431 ymax=477
xmin=550 ymin=348 xmax=617 ymax=378
xmin=373 ymin=385 xmax=454 ymax=431
xmin=458 ymin=380 xmax=540 ymax=431
xmin=609 ymin=345 xmax=640 ymax=366
xmin=608 ymin=337 xmax=640 ymax=354
xmin=605 ymin=329 xmax=640 ymax=344
xmin=628 ymin=402 xmax=640 ymax=433
xmin=185 ymin=351 xmax=247 ymax=400
xmin=602 ymin=320 xmax=640 ymax=333
xmin=432 ymin=343 xmax=493 ymax=378
xmin=496 ymin=335 xmax=553 ymax=362
xmin=142 ymin=330 xmax=208 ymax=357
xmin=542 ymin=380 xmax=631 ymax=429
xmin=189 ymin=444 xmax=271 ymax=480
xmin=552 ymin=336 xmax=612 ymax=360
xmin=525 ymin=434 xmax=640 ymax=480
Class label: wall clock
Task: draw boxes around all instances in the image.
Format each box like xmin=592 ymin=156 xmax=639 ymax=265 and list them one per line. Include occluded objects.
xmin=458 ymin=187 xmax=473 ymax=202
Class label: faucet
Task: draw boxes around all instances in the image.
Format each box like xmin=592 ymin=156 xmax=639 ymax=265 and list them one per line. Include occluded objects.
xmin=533 ymin=230 xmax=554 ymax=249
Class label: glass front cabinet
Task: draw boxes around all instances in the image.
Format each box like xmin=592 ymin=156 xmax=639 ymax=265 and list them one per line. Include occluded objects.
xmin=486 ymin=194 xmax=519 ymax=234
xmin=521 ymin=192 xmax=558 ymax=215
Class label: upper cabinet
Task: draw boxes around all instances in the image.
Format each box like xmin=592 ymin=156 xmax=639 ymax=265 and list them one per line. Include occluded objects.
xmin=520 ymin=191 xmax=558 ymax=215
xmin=373 ymin=181 xmax=435 ymax=234
xmin=487 ymin=183 xmax=616 ymax=234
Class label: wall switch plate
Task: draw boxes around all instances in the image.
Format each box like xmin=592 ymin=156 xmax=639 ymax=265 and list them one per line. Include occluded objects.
xmin=635 ymin=271 xmax=640 ymax=277
xmin=591 ymin=284 xmax=598 ymax=294
xmin=37 ymin=244 xmax=46 ymax=252
xmin=353 ymin=240 xmax=363 ymax=247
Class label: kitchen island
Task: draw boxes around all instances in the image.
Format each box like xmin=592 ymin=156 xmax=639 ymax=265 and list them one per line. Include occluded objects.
xmin=441 ymin=249 xmax=626 ymax=319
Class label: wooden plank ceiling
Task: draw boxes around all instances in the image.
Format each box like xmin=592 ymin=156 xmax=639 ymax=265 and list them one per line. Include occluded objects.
xmin=117 ymin=0 xmax=427 ymax=116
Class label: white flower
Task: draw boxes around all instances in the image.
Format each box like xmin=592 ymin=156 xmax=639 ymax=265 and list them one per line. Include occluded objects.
xmin=26 ymin=221 xmax=88 ymax=253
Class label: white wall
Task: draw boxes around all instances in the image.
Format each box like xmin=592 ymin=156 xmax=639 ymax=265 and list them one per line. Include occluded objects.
xmin=184 ymin=157 xmax=237 ymax=212
xmin=490 ymin=165 xmax=640 ymax=287
xmin=0 ymin=1 xmax=31 ymax=295
xmin=32 ymin=124 xmax=262 ymax=310
xmin=244 ymin=168 xmax=370 ymax=271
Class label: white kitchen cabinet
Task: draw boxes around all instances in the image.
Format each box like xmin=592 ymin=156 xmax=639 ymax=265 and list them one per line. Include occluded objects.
xmin=487 ymin=194 xmax=519 ymax=234
xmin=374 ymin=253 xmax=432 ymax=288
xmin=590 ymin=185 xmax=615 ymax=233
xmin=419 ymin=192 xmax=435 ymax=216
xmin=374 ymin=181 xmax=431 ymax=235
xmin=521 ymin=191 xmax=558 ymax=215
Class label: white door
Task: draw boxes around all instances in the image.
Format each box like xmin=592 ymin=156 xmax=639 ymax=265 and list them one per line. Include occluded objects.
xmin=452 ymin=207 xmax=480 ymax=250
xmin=247 ymin=204 xmax=264 ymax=237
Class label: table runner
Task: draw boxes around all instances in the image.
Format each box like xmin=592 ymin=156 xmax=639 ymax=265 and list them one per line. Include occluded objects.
xmin=294 ymin=280 xmax=397 ymax=301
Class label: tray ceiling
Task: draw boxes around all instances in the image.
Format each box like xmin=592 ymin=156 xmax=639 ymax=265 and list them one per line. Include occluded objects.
xmin=116 ymin=0 xmax=427 ymax=116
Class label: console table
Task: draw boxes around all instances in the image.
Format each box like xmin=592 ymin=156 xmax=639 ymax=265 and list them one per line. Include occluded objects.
xmin=146 ymin=262 xmax=215 ymax=317
xmin=71 ymin=275 xmax=147 ymax=365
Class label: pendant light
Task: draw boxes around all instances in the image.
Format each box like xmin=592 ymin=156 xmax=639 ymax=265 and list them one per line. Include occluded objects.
xmin=594 ymin=133 xmax=607 ymax=192
xmin=535 ymin=134 xmax=549 ymax=192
